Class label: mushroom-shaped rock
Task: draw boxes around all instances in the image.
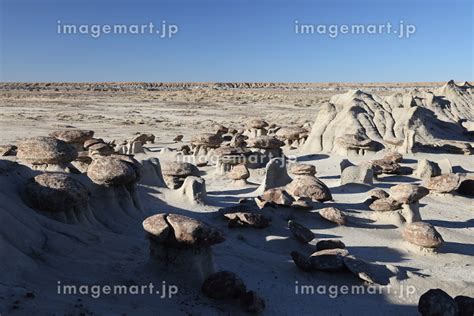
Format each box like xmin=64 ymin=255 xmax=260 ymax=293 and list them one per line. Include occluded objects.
xmin=224 ymin=212 xmax=271 ymax=229
xmin=335 ymin=133 xmax=381 ymax=155
xmin=403 ymin=222 xmax=443 ymax=249
xmin=343 ymin=255 xmax=377 ymax=284
xmin=425 ymin=174 xmax=461 ymax=193
xmin=17 ymin=136 xmax=78 ymax=165
xmin=161 ymin=161 xmax=200 ymax=178
xmin=319 ymin=207 xmax=346 ymax=225
xmin=383 ymin=151 xmax=403 ymax=163
xmin=201 ymin=271 xmax=247 ymax=299
xmin=290 ymin=163 xmax=316 ymax=176
xmin=286 ymin=175 xmax=332 ymax=202
xmin=50 ymin=129 xmax=94 ymax=145
xmin=246 ymin=119 xmax=268 ymax=130
xmin=161 ymin=161 xmax=200 ymax=189
xmin=390 ymin=184 xmax=429 ymax=204
xmin=260 ymin=188 xmax=294 ymax=207
xmin=191 ymin=133 xmax=222 ymax=148
xmin=418 ymin=289 xmax=458 ymax=316
xmin=288 ymin=220 xmax=315 ymax=244
xmin=275 ymin=127 xmax=308 ymax=146
xmin=88 ymin=142 xmax=115 ymax=157
xmin=84 ymin=138 xmax=104 ymax=149
xmin=87 ymin=155 xmax=139 ymax=186
xmin=290 ymin=251 xmax=312 ymax=272
xmin=25 ymin=173 xmax=89 ymax=213
xmin=369 ymin=198 xmax=402 ymax=212
xmin=144 ymin=213 xmax=225 ymax=284
xmin=247 ymin=136 xmax=284 ymax=149
xmin=316 ymin=240 xmax=346 ymax=251
xmin=309 ymin=248 xmax=349 ymax=272
xmin=142 ymin=213 xmax=171 ymax=242
xmin=165 ymin=213 xmax=225 ymax=247
xmin=370 ymin=159 xmax=401 ymax=175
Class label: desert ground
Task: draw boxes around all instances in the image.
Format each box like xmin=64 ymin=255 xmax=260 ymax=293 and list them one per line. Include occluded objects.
xmin=0 ymin=81 xmax=472 ymax=315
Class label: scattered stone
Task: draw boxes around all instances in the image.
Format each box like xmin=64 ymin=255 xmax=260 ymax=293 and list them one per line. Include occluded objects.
xmin=260 ymin=188 xmax=294 ymax=206
xmin=286 ymin=175 xmax=332 ymax=202
xmin=418 ymin=289 xmax=458 ymax=316
xmin=425 ymin=174 xmax=461 ymax=193
xmin=290 ymin=251 xmax=312 ymax=272
xmin=17 ymin=136 xmax=78 ymax=165
xmin=368 ymin=188 xmax=389 ymax=200
xmin=229 ymin=164 xmax=250 ymax=181
xmin=389 ymin=184 xmax=429 ymax=204
xmin=383 ymin=151 xmax=403 ymax=163
xmin=173 ymin=135 xmax=184 ymax=142
xmin=319 ymin=207 xmax=346 ymax=225
xmin=370 ymin=159 xmax=401 ymax=175
xmin=369 ymin=198 xmax=402 ymax=212
xmin=224 ymin=212 xmax=271 ymax=229
xmin=25 ymin=173 xmax=89 ymax=213
xmin=343 ymin=255 xmax=376 ymax=284
xmin=50 ymin=129 xmax=94 ymax=144
xmin=309 ymin=248 xmax=349 ymax=272
xmin=0 ymin=144 xmax=17 ymax=156
xmin=413 ymin=159 xmax=441 ymax=179
xmin=403 ymin=222 xmax=444 ymax=248
xmin=288 ymin=220 xmax=315 ymax=243
xmin=315 ymin=240 xmax=346 ymax=251
xmin=290 ymin=198 xmax=313 ymax=210
xmin=201 ymin=271 xmax=246 ymax=299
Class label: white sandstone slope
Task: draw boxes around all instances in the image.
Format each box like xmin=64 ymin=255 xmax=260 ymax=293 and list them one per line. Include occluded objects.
xmin=301 ymin=81 xmax=474 ymax=155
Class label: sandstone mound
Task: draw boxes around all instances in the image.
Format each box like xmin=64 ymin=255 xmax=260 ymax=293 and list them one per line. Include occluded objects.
xmin=301 ymin=81 xmax=473 ymax=155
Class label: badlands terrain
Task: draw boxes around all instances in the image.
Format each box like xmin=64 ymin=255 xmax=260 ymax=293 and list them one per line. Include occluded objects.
xmin=0 ymin=81 xmax=473 ymax=315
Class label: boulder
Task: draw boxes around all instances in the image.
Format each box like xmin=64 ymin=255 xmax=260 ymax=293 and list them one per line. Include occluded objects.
xmin=87 ymin=155 xmax=139 ymax=186
xmin=402 ymin=222 xmax=444 ymax=248
xmin=25 ymin=173 xmax=89 ymax=213
xmin=288 ymin=220 xmax=315 ymax=243
xmin=418 ymin=289 xmax=458 ymax=316
xmin=319 ymin=207 xmax=346 ymax=225
xmin=17 ymin=136 xmax=78 ymax=165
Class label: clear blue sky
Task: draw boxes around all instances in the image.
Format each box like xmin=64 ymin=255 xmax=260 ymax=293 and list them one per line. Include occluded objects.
xmin=0 ymin=0 xmax=472 ymax=82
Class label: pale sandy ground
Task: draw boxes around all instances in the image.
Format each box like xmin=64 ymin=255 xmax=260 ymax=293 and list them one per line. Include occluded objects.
xmin=0 ymin=86 xmax=473 ymax=315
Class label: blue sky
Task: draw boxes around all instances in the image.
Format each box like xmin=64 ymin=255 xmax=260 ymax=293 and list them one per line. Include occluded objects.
xmin=0 ymin=0 xmax=472 ymax=82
